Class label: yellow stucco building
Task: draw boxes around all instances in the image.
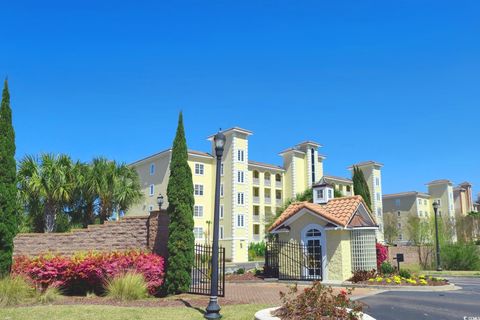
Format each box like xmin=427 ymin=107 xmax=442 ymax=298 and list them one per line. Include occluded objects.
xmin=127 ymin=127 xmax=384 ymax=262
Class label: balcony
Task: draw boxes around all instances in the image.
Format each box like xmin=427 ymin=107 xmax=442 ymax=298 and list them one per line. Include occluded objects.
xmin=276 ymin=181 xmax=282 ymax=188
xmin=253 ymin=178 xmax=259 ymax=185
xmin=265 ymin=197 xmax=271 ymax=204
xmin=264 ymin=179 xmax=271 ymax=186
xmin=276 ymin=199 xmax=282 ymax=206
xmin=252 ymin=214 xmax=260 ymax=223
xmin=253 ymin=196 xmax=260 ymax=204
xmin=252 ymin=234 xmax=261 ymax=242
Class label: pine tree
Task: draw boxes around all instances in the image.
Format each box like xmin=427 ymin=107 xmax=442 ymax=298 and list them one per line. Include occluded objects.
xmin=0 ymin=79 xmax=18 ymax=275
xmin=352 ymin=166 xmax=372 ymax=211
xmin=164 ymin=112 xmax=195 ymax=294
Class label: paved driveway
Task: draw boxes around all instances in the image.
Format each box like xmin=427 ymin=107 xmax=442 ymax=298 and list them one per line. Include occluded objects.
xmin=359 ymin=277 xmax=480 ymax=320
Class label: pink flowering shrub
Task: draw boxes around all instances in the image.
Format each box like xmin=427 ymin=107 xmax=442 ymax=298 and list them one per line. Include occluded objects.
xmin=12 ymin=251 xmax=164 ymax=295
xmin=376 ymin=242 xmax=388 ymax=269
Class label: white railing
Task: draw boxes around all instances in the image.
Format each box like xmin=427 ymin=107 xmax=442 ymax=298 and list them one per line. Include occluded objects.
xmin=276 ymin=199 xmax=282 ymax=206
xmin=253 ymin=196 xmax=260 ymax=204
xmin=276 ymin=181 xmax=282 ymax=188
xmin=252 ymin=214 xmax=260 ymax=223
xmin=253 ymin=178 xmax=259 ymax=185
xmin=264 ymin=179 xmax=271 ymax=186
xmin=252 ymin=234 xmax=260 ymax=242
xmin=265 ymin=197 xmax=271 ymax=204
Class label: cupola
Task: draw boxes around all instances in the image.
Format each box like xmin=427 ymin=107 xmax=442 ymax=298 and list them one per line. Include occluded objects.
xmin=312 ymin=177 xmax=335 ymax=204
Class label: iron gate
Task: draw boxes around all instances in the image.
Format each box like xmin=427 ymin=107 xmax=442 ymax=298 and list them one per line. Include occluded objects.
xmin=264 ymin=240 xmax=323 ymax=281
xmin=188 ymin=244 xmax=225 ymax=297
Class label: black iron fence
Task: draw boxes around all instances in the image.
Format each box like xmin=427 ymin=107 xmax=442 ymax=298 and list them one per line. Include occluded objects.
xmin=189 ymin=244 xmax=225 ymax=297
xmin=264 ymin=240 xmax=323 ymax=281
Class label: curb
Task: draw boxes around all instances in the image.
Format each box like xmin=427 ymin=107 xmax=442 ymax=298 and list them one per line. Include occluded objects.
xmin=340 ymin=283 xmax=461 ymax=292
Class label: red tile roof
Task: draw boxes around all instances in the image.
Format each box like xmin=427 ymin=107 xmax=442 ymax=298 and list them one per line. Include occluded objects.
xmin=268 ymin=195 xmax=374 ymax=232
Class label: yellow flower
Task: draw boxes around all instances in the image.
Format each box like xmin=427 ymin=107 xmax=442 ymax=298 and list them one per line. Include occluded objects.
xmin=368 ymin=278 xmax=375 ymax=282
xmin=386 ymin=279 xmax=392 ymax=283
xmin=376 ymin=277 xmax=383 ymax=282
xmin=419 ymin=279 xmax=427 ymax=285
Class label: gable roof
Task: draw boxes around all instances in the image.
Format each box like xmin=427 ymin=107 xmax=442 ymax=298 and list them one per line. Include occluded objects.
xmin=268 ymin=195 xmax=376 ymax=232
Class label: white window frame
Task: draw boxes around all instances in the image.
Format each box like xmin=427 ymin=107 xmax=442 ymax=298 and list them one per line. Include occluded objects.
xmin=150 ymin=163 xmax=155 ymax=176
xmin=194 ymin=184 xmax=204 ymax=196
xmin=237 ymin=170 xmax=245 ymax=183
xmin=237 ymin=192 xmax=245 ymax=205
xmin=194 ymin=227 xmax=204 ymax=239
xmin=237 ymin=149 xmax=245 ymax=162
xmin=316 ymin=189 xmax=324 ymax=198
xmin=149 ymin=184 xmax=154 ymax=196
xmin=148 ymin=205 xmax=154 ymax=212
xmin=194 ymin=205 xmax=204 ymax=217
xmin=376 ymin=192 xmax=381 ymax=201
xmin=377 ymin=208 xmax=382 ymax=216
xmin=236 ymin=214 xmax=245 ymax=227
xmin=220 ymin=163 xmax=224 ymax=176
xmin=220 ymin=204 xmax=224 ymax=219
xmin=194 ymin=163 xmax=205 ymax=175
xmin=220 ymin=183 xmax=224 ymax=197
xmin=219 ymin=226 xmax=224 ymax=240
xmin=375 ymin=177 xmax=380 ymax=186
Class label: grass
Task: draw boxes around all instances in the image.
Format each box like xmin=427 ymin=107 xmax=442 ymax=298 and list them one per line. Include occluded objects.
xmin=0 ymin=304 xmax=271 ymax=320
xmin=423 ymin=270 xmax=480 ymax=277
xmin=37 ymin=287 xmax=62 ymax=304
xmin=0 ymin=276 xmax=35 ymax=306
xmin=105 ymin=272 xmax=148 ymax=301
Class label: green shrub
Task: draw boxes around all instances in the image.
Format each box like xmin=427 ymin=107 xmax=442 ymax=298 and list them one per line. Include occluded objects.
xmin=248 ymin=242 xmax=266 ymax=261
xmin=235 ymin=268 xmax=245 ymax=275
xmin=381 ymin=262 xmax=395 ymax=275
xmin=37 ymin=287 xmax=62 ymax=304
xmin=441 ymin=243 xmax=480 ymax=271
xmin=399 ymin=269 xmax=411 ymax=279
xmin=105 ymin=272 xmax=148 ymax=301
xmin=0 ymin=276 xmax=35 ymax=306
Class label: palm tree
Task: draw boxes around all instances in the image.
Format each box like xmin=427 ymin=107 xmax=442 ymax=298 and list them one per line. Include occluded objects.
xmin=18 ymin=154 xmax=74 ymax=232
xmin=68 ymin=161 xmax=97 ymax=227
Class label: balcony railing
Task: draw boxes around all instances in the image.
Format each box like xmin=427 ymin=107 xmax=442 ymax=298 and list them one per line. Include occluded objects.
xmin=252 ymin=214 xmax=260 ymax=223
xmin=276 ymin=181 xmax=282 ymax=188
xmin=252 ymin=234 xmax=261 ymax=242
xmin=265 ymin=197 xmax=271 ymax=204
xmin=276 ymin=199 xmax=282 ymax=206
xmin=253 ymin=178 xmax=259 ymax=185
xmin=253 ymin=196 xmax=260 ymax=204
xmin=264 ymin=179 xmax=271 ymax=186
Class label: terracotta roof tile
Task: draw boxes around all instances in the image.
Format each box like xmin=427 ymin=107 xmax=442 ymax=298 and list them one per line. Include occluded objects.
xmin=268 ymin=195 xmax=371 ymax=232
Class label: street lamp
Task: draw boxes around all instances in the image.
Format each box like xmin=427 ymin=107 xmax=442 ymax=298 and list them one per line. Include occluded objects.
xmin=157 ymin=194 xmax=164 ymax=211
xmin=432 ymin=201 xmax=442 ymax=271
xmin=205 ymin=130 xmax=226 ymax=320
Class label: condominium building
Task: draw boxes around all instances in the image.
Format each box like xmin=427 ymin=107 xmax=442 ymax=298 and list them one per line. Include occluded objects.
xmin=127 ymin=127 xmax=384 ymax=262
xmin=453 ymin=182 xmax=475 ymax=215
xmin=383 ymin=179 xmax=460 ymax=244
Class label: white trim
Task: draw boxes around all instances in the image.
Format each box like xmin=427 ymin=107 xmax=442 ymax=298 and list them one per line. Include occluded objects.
xmin=270 ymin=208 xmax=341 ymax=233
xmin=194 ymin=162 xmax=205 ymax=175
xmin=301 ymin=223 xmax=328 ymax=281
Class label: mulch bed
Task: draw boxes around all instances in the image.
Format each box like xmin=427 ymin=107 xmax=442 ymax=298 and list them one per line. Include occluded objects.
xmin=225 ymin=273 xmax=263 ymax=282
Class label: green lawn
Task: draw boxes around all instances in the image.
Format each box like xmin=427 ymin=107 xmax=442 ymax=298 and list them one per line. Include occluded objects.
xmin=0 ymin=304 xmax=271 ymax=320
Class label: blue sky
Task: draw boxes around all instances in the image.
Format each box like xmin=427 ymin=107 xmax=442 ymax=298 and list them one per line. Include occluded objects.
xmin=1 ymin=1 xmax=479 ymax=196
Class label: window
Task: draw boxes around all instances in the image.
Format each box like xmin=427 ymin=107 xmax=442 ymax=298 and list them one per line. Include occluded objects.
xmin=418 ymin=199 xmax=422 ymax=205
xmin=398 ymin=223 xmax=402 ymax=228
xmin=346 ymin=185 xmax=351 ymax=192
xmin=253 ymin=224 xmax=260 ymax=235
xmin=219 ymin=226 xmax=224 ymax=239
xmin=220 ymin=205 xmax=224 ymax=219
xmin=193 ymin=227 xmax=203 ymax=239
xmin=376 ymin=193 xmax=381 ymax=201
xmin=220 ymin=184 xmax=224 ymax=197
xmin=237 ymin=214 xmax=245 ymax=227
xmin=328 ymin=189 xmax=332 ymax=199
xmin=194 ymin=205 xmax=204 ymax=217
xmin=237 ymin=171 xmax=245 ymax=183
xmin=150 ymin=163 xmax=155 ymax=175
xmin=379 ymin=223 xmax=383 ymax=232
xmin=220 ymin=163 xmax=224 ymax=176
xmin=194 ymin=184 xmax=204 ymax=196
xmin=316 ymin=189 xmax=324 ymax=199
xmin=377 ymin=208 xmax=382 ymax=217
xmin=306 ymin=228 xmax=321 ymax=237
xmin=395 ymin=199 xmax=401 ymax=207
xmin=424 ymin=199 xmax=427 ymax=205
xmin=194 ymin=163 xmax=204 ymax=175
xmin=149 ymin=184 xmax=154 ymax=196
xmin=148 ymin=205 xmax=154 ymax=212
xmin=237 ymin=149 xmax=245 ymax=162
xmin=375 ymin=177 xmax=380 ymax=186
xmin=237 ymin=192 xmax=244 ymax=205
xmin=397 ymin=211 xmax=401 ymax=217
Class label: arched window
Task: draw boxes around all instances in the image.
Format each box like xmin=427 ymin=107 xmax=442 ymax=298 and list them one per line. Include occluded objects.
xmin=306 ymin=228 xmax=321 ymax=237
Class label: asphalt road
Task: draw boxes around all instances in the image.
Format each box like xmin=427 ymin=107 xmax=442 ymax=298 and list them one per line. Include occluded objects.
xmin=359 ymin=277 xmax=480 ymax=320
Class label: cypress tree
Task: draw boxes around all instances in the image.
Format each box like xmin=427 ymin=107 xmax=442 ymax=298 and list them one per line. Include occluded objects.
xmin=164 ymin=112 xmax=195 ymax=294
xmin=0 ymin=79 xmax=17 ymax=275
xmin=352 ymin=166 xmax=372 ymax=211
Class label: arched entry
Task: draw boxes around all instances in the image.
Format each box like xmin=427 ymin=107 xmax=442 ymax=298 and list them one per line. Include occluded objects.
xmin=301 ymin=224 xmax=327 ymax=280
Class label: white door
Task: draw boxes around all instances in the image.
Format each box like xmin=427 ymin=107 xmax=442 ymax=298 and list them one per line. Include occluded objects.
xmin=304 ymin=228 xmax=323 ymax=279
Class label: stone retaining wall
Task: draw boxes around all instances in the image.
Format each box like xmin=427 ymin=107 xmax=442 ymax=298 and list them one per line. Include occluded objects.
xmin=13 ymin=211 xmax=169 ymax=257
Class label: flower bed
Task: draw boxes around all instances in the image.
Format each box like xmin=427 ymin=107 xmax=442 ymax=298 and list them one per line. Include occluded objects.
xmin=363 ymin=274 xmax=448 ymax=286
xmin=12 ymin=251 xmax=164 ymax=295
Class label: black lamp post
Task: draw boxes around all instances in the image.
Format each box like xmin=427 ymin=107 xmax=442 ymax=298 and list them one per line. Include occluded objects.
xmin=432 ymin=201 xmax=442 ymax=271
xmin=205 ymin=130 xmax=226 ymax=320
xmin=157 ymin=194 xmax=164 ymax=211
